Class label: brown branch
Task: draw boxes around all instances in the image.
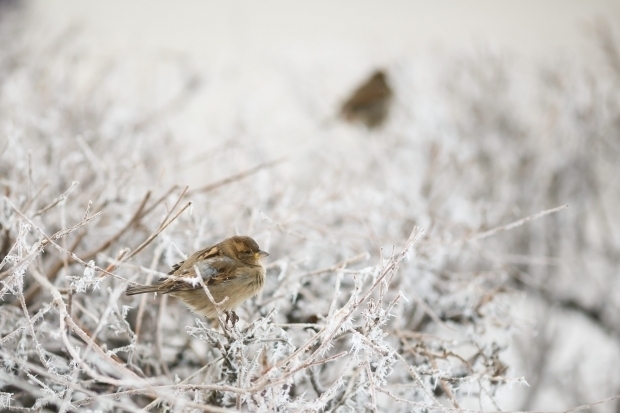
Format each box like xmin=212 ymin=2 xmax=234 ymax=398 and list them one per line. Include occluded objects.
xmin=22 ymin=191 xmax=153 ymax=305
xmin=33 ymin=181 xmax=79 ymax=217
xmin=187 ymin=158 xmax=285 ymax=195
xmin=158 ymin=186 xmax=188 ymax=229
xmin=124 ymin=201 xmax=191 ymax=261
xmin=463 ymin=204 xmax=569 ymax=243
xmin=22 ymin=186 xmax=180 ymax=305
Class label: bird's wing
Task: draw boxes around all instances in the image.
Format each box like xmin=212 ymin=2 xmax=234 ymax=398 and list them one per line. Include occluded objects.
xmin=156 ymin=246 xmax=238 ymax=293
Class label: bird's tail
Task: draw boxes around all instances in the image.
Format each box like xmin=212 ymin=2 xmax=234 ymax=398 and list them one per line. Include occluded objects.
xmin=125 ymin=284 xmax=160 ymax=296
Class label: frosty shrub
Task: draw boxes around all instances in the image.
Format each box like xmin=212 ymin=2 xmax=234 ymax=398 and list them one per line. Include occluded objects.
xmin=1 ymin=17 xmax=620 ymax=413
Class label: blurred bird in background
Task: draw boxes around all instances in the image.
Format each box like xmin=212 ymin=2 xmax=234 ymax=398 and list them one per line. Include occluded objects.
xmin=341 ymin=70 xmax=393 ymax=128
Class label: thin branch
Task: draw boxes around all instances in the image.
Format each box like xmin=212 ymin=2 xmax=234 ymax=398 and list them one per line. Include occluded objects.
xmin=463 ymin=204 xmax=569 ymax=243
xmin=124 ymin=201 xmax=192 ymax=261
xmin=187 ymin=158 xmax=285 ymax=195
xmin=33 ymin=181 xmax=80 ymax=217
xmin=22 ymin=190 xmax=155 ymax=304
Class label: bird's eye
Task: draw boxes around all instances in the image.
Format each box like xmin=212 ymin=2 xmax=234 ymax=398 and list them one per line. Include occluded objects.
xmin=244 ymin=250 xmax=252 ymax=255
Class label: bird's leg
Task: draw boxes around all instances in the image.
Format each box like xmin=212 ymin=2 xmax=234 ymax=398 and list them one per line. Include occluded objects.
xmin=224 ymin=310 xmax=239 ymax=327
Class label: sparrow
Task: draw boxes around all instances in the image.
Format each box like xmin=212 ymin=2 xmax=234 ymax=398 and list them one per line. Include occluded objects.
xmin=341 ymin=70 xmax=393 ymax=129
xmin=125 ymin=236 xmax=269 ymax=320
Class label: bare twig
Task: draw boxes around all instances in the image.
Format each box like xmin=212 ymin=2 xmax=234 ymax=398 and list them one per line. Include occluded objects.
xmin=463 ymin=204 xmax=569 ymax=243
xmin=125 ymin=201 xmax=192 ymax=261
xmin=33 ymin=181 xmax=80 ymax=217
xmin=187 ymin=158 xmax=285 ymax=195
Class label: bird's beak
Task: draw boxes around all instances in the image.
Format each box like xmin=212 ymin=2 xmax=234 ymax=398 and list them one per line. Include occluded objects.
xmin=257 ymin=250 xmax=269 ymax=258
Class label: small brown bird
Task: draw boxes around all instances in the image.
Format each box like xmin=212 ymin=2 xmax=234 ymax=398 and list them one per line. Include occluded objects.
xmin=126 ymin=236 xmax=269 ymax=320
xmin=341 ymin=70 xmax=393 ymax=129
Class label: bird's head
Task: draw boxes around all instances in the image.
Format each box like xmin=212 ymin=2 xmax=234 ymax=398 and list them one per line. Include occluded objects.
xmin=224 ymin=235 xmax=269 ymax=265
